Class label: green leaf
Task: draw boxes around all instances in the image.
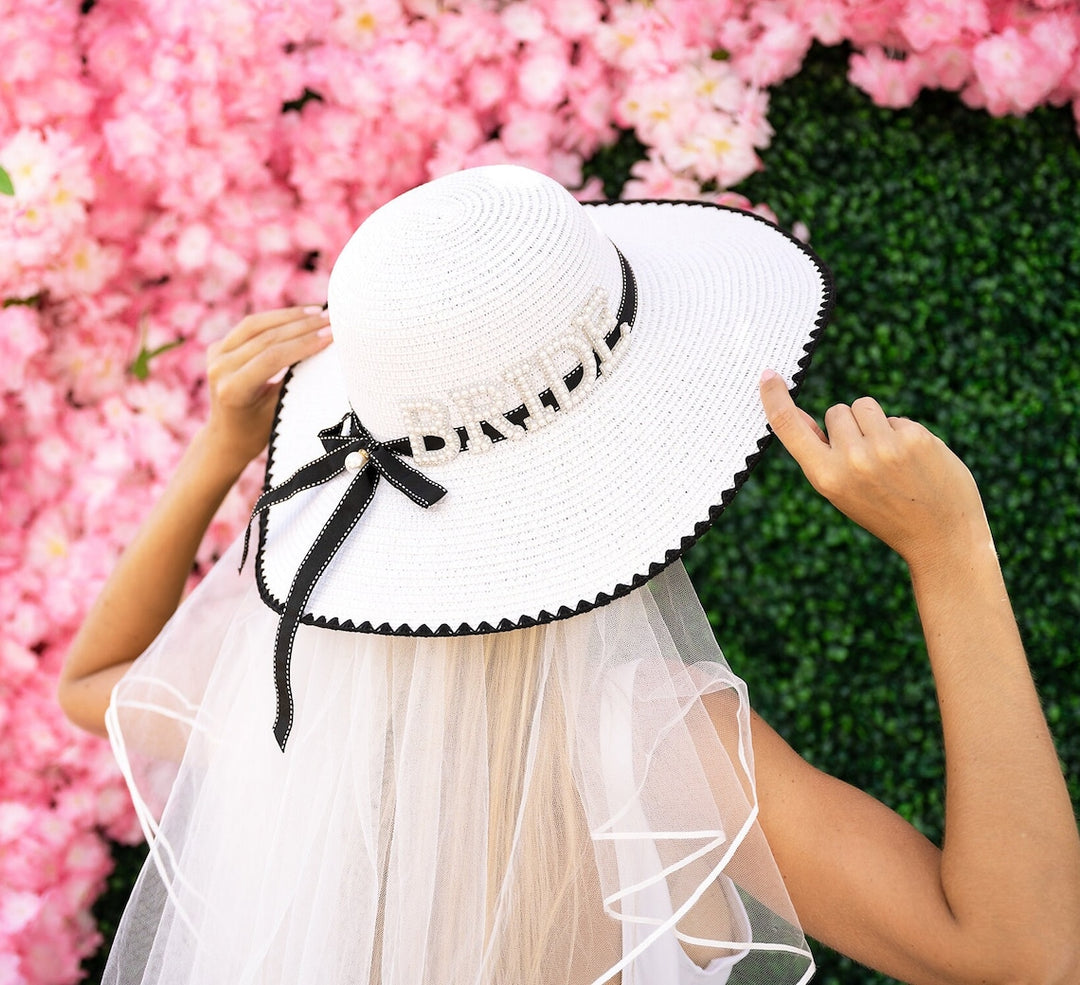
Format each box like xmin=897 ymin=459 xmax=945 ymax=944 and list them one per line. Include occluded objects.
xmin=130 ymin=338 xmax=184 ymax=380
xmin=3 ymin=294 xmax=42 ymax=308
xmin=0 ymin=165 xmax=13 ymax=196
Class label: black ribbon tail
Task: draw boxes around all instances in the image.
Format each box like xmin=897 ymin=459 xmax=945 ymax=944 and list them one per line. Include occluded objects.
xmin=272 ymin=468 xmax=378 ymax=751
xmin=239 ymin=447 xmax=352 ymax=573
xmin=244 ymin=409 xmax=448 ymax=751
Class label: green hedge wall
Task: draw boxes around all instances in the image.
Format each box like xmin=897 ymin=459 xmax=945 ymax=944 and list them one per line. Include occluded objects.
xmin=90 ymin=43 xmax=1079 ymax=985
xmin=681 ymin=44 xmax=1080 ymax=985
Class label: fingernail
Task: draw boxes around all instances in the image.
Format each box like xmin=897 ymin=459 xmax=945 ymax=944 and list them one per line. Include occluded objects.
xmin=760 ymin=368 xmax=779 ymax=383
xmin=317 ymin=325 xmax=333 ymax=339
xmin=303 ymin=304 xmax=324 ymax=314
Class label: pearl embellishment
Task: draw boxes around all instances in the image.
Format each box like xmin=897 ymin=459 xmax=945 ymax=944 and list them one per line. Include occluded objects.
xmin=345 ymin=450 xmax=370 ymax=472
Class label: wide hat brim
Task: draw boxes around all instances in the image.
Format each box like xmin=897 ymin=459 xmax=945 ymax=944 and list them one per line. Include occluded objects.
xmin=255 ymin=200 xmax=833 ymax=636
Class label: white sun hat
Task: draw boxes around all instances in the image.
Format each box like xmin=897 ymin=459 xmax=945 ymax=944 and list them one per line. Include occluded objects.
xmin=245 ymin=164 xmax=832 ymax=749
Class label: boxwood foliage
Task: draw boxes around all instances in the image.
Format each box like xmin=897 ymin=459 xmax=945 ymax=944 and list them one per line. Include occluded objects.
xmin=680 ymin=43 xmax=1079 ymax=985
xmin=91 ymin=43 xmax=1079 ymax=985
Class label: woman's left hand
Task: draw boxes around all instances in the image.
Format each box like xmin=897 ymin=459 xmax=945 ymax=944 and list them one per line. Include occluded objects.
xmin=757 ymin=369 xmax=989 ymax=571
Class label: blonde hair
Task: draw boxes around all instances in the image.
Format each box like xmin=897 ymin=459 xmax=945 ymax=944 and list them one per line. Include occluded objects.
xmin=363 ymin=629 xmax=605 ymax=985
xmin=481 ymin=626 xmax=610 ymax=984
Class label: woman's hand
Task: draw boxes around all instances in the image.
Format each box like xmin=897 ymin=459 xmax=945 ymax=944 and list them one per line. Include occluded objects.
xmin=203 ymin=306 xmax=332 ymax=477
xmin=758 ymin=369 xmax=989 ymax=571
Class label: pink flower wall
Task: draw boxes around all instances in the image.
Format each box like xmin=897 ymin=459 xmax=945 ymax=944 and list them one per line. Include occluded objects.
xmin=2 ymin=1 xmax=1078 ymax=981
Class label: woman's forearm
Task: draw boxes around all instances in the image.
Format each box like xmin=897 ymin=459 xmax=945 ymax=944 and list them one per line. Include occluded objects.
xmin=909 ymin=521 xmax=1080 ymax=978
xmin=57 ymin=306 xmax=332 ymax=736
xmin=57 ymin=427 xmax=247 ymax=735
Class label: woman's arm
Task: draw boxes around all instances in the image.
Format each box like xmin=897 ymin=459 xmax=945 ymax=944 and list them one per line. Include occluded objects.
xmin=57 ymin=306 xmax=332 ymax=737
xmin=733 ymin=371 xmax=1080 ymax=985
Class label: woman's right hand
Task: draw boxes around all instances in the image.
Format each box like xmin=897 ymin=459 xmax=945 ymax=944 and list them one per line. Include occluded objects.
xmin=203 ymin=306 xmax=332 ymax=477
xmin=58 ymin=305 xmax=332 ymax=736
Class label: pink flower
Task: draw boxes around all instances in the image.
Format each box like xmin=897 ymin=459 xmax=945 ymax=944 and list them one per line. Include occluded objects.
xmin=898 ymin=0 xmax=989 ymax=52
xmin=545 ymin=0 xmax=603 ymax=40
xmin=518 ymin=44 xmax=571 ymax=108
xmin=0 ymin=307 xmax=47 ymax=395
xmin=0 ymin=128 xmax=91 ymax=203
xmin=616 ymin=73 xmax=701 ymax=146
xmin=3 ymin=587 xmax=48 ymax=649
xmin=94 ymin=785 xmax=140 ymax=843
xmin=571 ymin=174 xmax=606 ymax=201
xmin=0 ymin=126 xmax=96 ymax=296
xmin=622 ymin=153 xmax=702 ymax=200
xmin=0 ymin=641 xmax=37 ymax=687
xmin=714 ymin=190 xmax=779 ymax=225
xmin=921 ymin=41 xmax=975 ymax=91
xmin=0 ymin=951 xmax=24 ymax=985
xmin=498 ymin=106 xmax=556 ymax=156
xmin=546 ymin=150 xmax=586 ymax=191
xmin=594 ymin=6 xmax=669 ymax=72
xmin=735 ymin=15 xmax=813 ymax=87
xmin=102 ymin=111 xmax=162 ymax=168
xmin=63 ymin=832 xmax=111 ymax=876
xmin=467 ymin=62 xmax=512 ymax=111
xmin=434 ymin=8 xmax=505 ymax=62
xmin=680 ymin=113 xmax=762 ymax=186
xmin=174 ymin=223 xmax=213 ymax=272
xmin=48 ymin=325 xmax=131 ymax=409
xmin=18 ymin=913 xmax=87 ymax=985
xmin=0 ymin=892 xmax=42 ymax=936
xmin=47 ymin=238 xmax=122 ymax=296
xmin=248 ymin=258 xmax=299 ymax=309
xmin=739 ymin=87 xmax=775 ymax=148
xmin=1030 ymin=14 xmax=1079 ymax=87
xmin=501 ymin=2 xmax=546 ymax=43
xmin=0 ymin=803 xmax=34 ymax=845
xmin=849 ymin=45 xmax=925 ymax=108
xmin=83 ymin=11 xmax=155 ymax=88
xmin=305 ymin=47 xmax=385 ymax=115
xmin=797 ymin=0 xmax=850 ymax=46
xmin=842 ymin=0 xmax=908 ymax=48
xmin=125 ymin=379 xmax=190 ymax=429
xmin=373 ymin=38 xmax=429 ymax=90
xmin=971 ymin=24 xmax=1070 ymax=114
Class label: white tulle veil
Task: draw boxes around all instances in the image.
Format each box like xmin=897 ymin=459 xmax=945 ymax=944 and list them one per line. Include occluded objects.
xmin=104 ymin=535 xmax=814 ymax=985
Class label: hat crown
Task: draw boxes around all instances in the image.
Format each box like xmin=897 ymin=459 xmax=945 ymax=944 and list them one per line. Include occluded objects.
xmin=327 ymin=166 xmax=623 ymax=440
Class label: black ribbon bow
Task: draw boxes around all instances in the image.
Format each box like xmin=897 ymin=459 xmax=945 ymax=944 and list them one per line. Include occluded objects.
xmin=241 ymin=412 xmax=447 ymax=751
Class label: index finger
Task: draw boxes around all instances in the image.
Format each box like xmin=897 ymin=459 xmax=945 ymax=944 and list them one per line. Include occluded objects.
xmin=759 ymin=369 xmax=829 ymax=470
xmin=219 ymin=305 xmax=327 ymax=354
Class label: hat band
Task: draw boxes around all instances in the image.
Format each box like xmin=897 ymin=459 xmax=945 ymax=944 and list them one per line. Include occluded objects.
xmin=241 ymin=413 xmax=447 ymax=750
xmin=401 ymin=243 xmax=639 ymax=465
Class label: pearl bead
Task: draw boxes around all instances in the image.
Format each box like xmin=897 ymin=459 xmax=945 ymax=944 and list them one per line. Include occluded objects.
xmin=345 ymin=450 xmax=370 ymax=472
